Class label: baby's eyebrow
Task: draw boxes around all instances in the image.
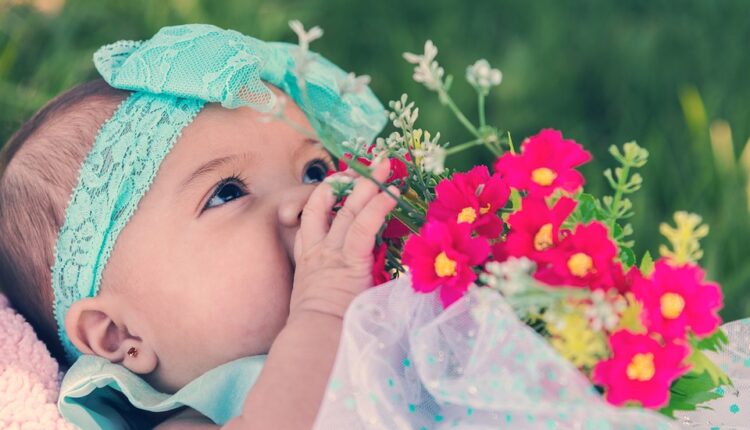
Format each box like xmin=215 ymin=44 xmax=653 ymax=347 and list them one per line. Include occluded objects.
xmin=180 ymin=138 xmax=321 ymax=192
xmin=294 ymin=137 xmax=324 ymax=158
xmin=180 ymin=152 xmax=254 ymax=192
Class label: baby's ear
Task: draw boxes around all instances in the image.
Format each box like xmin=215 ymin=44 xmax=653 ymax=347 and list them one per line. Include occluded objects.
xmin=65 ymin=297 xmax=157 ymax=374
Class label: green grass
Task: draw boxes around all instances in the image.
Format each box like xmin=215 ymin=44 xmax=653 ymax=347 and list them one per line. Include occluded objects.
xmin=2 ymin=0 xmax=749 ymax=319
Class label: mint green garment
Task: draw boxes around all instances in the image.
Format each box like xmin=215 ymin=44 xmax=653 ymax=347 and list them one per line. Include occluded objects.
xmin=58 ymin=354 xmax=266 ymax=428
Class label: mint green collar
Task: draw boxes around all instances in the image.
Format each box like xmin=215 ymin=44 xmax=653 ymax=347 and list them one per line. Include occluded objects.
xmin=58 ymin=355 xmax=266 ymax=428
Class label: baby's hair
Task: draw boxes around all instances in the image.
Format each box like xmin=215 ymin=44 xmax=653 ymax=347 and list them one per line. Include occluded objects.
xmin=0 ymin=79 xmax=128 ymax=363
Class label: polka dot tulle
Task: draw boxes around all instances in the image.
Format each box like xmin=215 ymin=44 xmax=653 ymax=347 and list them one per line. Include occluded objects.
xmin=678 ymin=319 xmax=750 ymax=428
xmin=313 ymin=276 xmax=694 ymax=429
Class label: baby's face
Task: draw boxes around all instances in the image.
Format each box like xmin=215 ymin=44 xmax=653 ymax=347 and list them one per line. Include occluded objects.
xmin=101 ymin=89 xmax=332 ymax=391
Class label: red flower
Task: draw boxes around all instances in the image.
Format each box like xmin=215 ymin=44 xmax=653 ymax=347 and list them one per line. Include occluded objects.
xmin=491 ymin=241 xmax=510 ymax=262
xmin=592 ymin=330 xmax=690 ymax=409
xmin=426 ymin=165 xmax=510 ymax=239
xmin=402 ymin=220 xmax=491 ymax=307
xmin=336 ymin=153 xmax=369 ymax=172
xmin=494 ymin=129 xmax=592 ymax=197
xmin=364 ymin=143 xmax=412 ymax=179
xmin=534 ymin=222 xmax=618 ymax=289
xmin=610 ymin=261 xmax=642 ymax=295
xmin=504 ymin=196 xmax=576 ymax=264
xmin=632 ymin=259 xmax=723 ymax=340
xmin=371 ymin=242 xmax=390 ymax=286
xmin=388 ymin=157 xmax=409 ymax=182
xmin=335 ymin=153 xmax=409 ymax=183
xmin=382 ymin=217 xmax=411 ymax=239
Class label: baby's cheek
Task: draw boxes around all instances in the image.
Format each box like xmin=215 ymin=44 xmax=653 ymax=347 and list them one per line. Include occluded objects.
xmin=230 ymin=277 xmax=291 ymax=355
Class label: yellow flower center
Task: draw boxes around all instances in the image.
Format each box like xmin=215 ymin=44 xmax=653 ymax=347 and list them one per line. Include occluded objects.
xmin=534 ymin=223 xmax=554 ymax=251
xmin=479 ymin=203 xmax=492 ymax=215
xmin=567 ymin=253 xmax=594 ymax=277
xmin=457 ymin=207 xmax=477 ymax=224
xmin=660 ymin=292 xmax=686 ymax=319
xmin=626 ymin=353 xmax=656 ymax=382
xmin=531 ymin=167 xmax=558 ymax=186
xmin=434 ymin=252 xmax=458 ymax=277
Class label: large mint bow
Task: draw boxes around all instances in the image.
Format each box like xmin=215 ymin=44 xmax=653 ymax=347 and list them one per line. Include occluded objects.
xmin=93 ymin=24 xmax=386 ymax=147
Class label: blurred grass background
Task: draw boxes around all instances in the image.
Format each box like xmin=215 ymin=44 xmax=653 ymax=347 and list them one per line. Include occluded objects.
xmin=1 ymin=0 xmax=749 ymax=319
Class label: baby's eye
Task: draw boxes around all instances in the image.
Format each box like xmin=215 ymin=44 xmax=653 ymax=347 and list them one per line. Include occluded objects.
xmin=303 ymin=159 xmax=330 ymax=184
xmin=204 ymin=177 xmax=247 ymax=210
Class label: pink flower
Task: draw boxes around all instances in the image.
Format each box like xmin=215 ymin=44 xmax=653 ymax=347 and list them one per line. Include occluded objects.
xmin=534 ymin=222 xmax=618 ymax=289
xmin=632 ymin=259 xmax=723 ymax=340
xmin=494 ymin=129 xmax=592 ymax=197
xmin=504 ymin=196 xmax=576 ymax=264
xmin=593 ymin=330 xmax=690 ymax=408
xmin=427 ymin=165 xmax=510 ymax=239
xmin=403 ymin=220 xmax=491 ymax=307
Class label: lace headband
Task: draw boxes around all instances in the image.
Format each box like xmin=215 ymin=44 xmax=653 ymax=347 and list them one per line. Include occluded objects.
xmin=51 ymin=24 xmax=386 ymax=362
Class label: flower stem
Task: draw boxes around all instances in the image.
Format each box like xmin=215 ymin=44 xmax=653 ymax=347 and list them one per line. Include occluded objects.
xmin=400 ymin=128 xmax=432 ymax=199
xmin=483 ymin=139 xmax=502 ymax=157
xmin=279 ymin=116 xmax=317 ymax=139
xmin=336 ymin=154 xmax=421 ymax=218
xmin=391 ymin=207 xmax=421 ymax=234
xmin=445 ymin=139 xmax=483 ymax=155
xmin=439 ymin=88 xmax=481 ymax=138
xmin=478 ymin=93 xmax=486 ymax=128
xmin=609 ymin=164 xmax=630 ymax=231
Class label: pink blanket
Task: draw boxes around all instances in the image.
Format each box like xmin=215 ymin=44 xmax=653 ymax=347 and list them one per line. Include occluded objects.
xmin=0 ymin=293 xmax=76 ymax=428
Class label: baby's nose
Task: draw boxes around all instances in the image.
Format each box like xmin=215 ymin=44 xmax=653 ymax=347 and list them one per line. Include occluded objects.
xmin=277 ymin=184 xmax=315 ymax=228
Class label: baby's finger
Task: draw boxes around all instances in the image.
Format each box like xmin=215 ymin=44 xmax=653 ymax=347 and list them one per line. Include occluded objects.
xmin=327 ymin=158 xmax=391 ymax=245
xmin=343 ymin=186 xmax=400 ymax=256
xmin=299 ymin=179 xmax=337 ymax=248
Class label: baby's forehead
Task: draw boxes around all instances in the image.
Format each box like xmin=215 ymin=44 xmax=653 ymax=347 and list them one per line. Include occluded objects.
xmin=178 ymin=96 xmax=310 ymax=152
xmin=158 ymin=93 xmax=319 ymax=185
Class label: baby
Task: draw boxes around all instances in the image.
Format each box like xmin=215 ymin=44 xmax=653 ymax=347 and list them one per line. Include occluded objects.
xmin=0 ymin=24 xmax=398 ymax=428
xmin=6 ymin=22 xmax=746 ymax=430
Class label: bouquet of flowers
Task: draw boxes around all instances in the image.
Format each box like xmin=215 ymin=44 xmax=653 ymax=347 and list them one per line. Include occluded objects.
xmin=289 ymin=22 xmax=731 ymax=419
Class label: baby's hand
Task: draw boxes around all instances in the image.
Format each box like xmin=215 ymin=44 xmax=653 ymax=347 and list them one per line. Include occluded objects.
xmin=289 ymin=158 xmax=399 ymax=322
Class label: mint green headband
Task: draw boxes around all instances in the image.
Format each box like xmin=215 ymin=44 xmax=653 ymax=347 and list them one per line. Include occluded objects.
xmin=51 ymin=24 xmax=386 ymax=362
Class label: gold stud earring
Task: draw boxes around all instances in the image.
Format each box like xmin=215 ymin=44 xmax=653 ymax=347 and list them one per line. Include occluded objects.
xmin=127 ymin=347 xmax=138 ymax=358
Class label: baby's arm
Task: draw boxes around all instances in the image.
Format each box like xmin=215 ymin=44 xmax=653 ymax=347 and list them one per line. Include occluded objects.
xmin=222 ymin=159 xmax=398 ymax=429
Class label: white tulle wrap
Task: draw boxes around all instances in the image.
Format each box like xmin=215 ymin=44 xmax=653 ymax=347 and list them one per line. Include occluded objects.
xmin=313 ymin=275 xmax=688 ymax=429
xmin=678 ymin=319 xmax=750 ymax=428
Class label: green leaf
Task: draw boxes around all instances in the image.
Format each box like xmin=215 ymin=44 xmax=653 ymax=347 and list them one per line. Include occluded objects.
xmin=574 ymin=193 xmax=604 ymax=223
xmin=661 ymin=371 xmax=724 ymax=417
xmin=687 ymin=347 xmax=731 ymax=387
xmin=619 ymin=247 xmax=636 ymax=268
xmin=639 ymin=251 xmax=654 ymax=276
xmin=661 ymin=334 xmax=733 ymax=417
xmin=696 ymin=329 xmax=730 ymax=352
xmin=509 ymin=189 xmax=522 ymax=212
